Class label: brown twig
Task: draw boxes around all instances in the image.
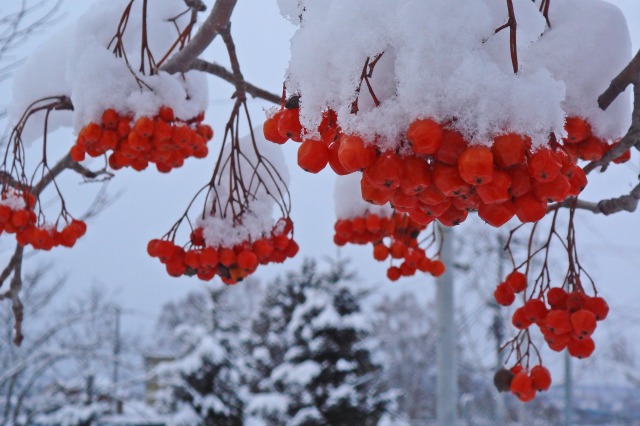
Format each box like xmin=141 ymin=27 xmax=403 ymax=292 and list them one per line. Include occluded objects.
xmin=220 ymin=25 xmax=245 ymax=102
xmin=160 ymin=0 xmax=238 ymax=74
xmin=538 ymin=0 xmax=551 ymax=28
xmin=598 ymin=49 xmax=640 ymax=111
xmin=0 ymin=244 xmax=25 ymax=346
xmin=585 ymin=83 xmax=640 ymax=174
xmin=190 ymin=59 xmax=280 ymax=104
xmin=495 ymin=0 xmax=518 ymax=74
xmin=351 ymin=53 xmax=384 ymax=114
xmin=548 ymin=182 xmax=640 ymax=215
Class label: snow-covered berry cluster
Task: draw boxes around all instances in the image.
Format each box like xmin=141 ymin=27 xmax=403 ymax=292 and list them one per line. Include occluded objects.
xmin=0 ymin=189 xmax=86 ymax=250
xmin=334 ymin=212 xmax=444 ymax=281
xmin=72 ymin=107 xmax=213 ymax=173
xmin=148 ymin=218 xmax=298 ymax=285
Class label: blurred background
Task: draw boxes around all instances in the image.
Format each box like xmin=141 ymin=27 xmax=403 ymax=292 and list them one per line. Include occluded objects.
xmin=0 ymin=0 xmax=639 ymax=424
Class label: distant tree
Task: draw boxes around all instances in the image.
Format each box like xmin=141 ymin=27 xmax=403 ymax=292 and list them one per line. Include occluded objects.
xmin=266 ymin=259 xmax=396 ymax=426
xmin=154 ymin=324 xmax=244 ymax=426
xmin=244 ymin=260 xmax=323 ymax=424
xmin=0 ymin=267 xmax=132 ymax=426
xmin=152 ymin=285 xmax=259 ymax=426
xmin=374 ymin=293 xmax=438 ymax=422
xmin=245 ymin=260 xmax=321 ymax=392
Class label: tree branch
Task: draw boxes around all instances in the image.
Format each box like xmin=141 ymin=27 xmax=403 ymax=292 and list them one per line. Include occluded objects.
xmin=598 ymin=48 xmax=640 ymax=111
xmin=190 ymin=59 xmax=280 ymax=104
xmin=0 ymin=244 xmax=24 ymax=346
xmin=548 ymin=182 xmax=640 ymax=215
xmin=68 ymin=161 xmax=114 ymax=182
xmin=160 ymin=0 xmax=238 ymax=74
xmin=31 ymin=153 xmax=74 ymax=196
xmin=584 ymin=83 xmax=640 ymax=174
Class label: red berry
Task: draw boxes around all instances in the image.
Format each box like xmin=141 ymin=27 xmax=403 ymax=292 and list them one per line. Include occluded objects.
xmin=494 ymin=282 xmax=515 ymax=306
xmin=297 ymin=140 xmax=329 ymax=173
xmin=407 ymin=118 xmax=443 ymax=155
xmin=529 ymin=365 xmax=552 ymax=391
xmin=277 ymin=108 xmax=303 ymax=142
xmin=458 ymin=146 xmax=494 ymax=186
xmin=584 ymin=296 xmax=609 ymax=321
xmin=492 ymin=134 xmax=527 ymax=168
xmin=528 ymin=148 xmax=562 ymax=183
xmin=387 ymin=266 xmax=401 ymax=281
xmin=506 ymin=271 xmax=527 ymax=293
xmin=570 ymin=309 xmax=597 ymax=338
xmin=338 ymin=135 xmax=376 ymax=172
xmin=567 ymin=336 xmax=595 ymax=359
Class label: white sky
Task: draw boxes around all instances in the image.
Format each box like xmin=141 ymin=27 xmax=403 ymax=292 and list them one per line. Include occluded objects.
xmin=1 ymin=0 xmax=640 ymax=384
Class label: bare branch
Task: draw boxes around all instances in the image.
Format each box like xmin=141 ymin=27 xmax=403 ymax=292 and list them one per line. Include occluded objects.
xmin=598 ymin=48 xmax=640 ymax=111
xmin=69 ymin=161 xmax=114 ymax=182
xmin=584 ymin=83 xmax=640 ymax=174
xmin=0 ymin=244 xmax=25 ymax=346
xmin=190 ymin=59 xmax=280 ymax=104
xmin=0 ymin=0 xmax=64 ymax=83
xmin=160 ymin=0 xmax=238 ymax=74
xmin=549 ymin=182 xmax=640 ymax=216
xmin=183 ymin=0 xmax=206 ymax=12
xmin=30 ymin=152 xmax=74 ymax=196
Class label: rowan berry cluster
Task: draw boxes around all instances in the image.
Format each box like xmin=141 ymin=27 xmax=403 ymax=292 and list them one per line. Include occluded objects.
xmin=493 ymin=270 xmax=609 ymax=401
xmin=506 ymin=364 xmax=552 ymax=402
xmin=333 ymin=212 xmax=445 ymax=281
xmin=495 ymin=272 xmax=608 ymax=356
xmin=148 ymin=218 xmax=298 ymax=285
xmin=264 ymin=106 xmax=614 ymax=229
xmin=71 ymin=107 xmax=213 ymax=173
xmin=0 ymin=189 xmax=86 ymax=250
xmin=563 ymin=117 xmax=631 ymax=163
xmin=0 ymin=190 xmax=36 ymax=236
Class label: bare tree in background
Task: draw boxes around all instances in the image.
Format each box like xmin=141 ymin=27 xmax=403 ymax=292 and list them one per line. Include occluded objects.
xmin=0 ymin=264 xmax=138 ymax=426
xmin=0 ymin=0 xmax=63 ymax=119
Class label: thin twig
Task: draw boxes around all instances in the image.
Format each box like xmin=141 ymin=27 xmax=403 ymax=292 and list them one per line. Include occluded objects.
xmin=161 ymin=0 xmax=238 ymax=74
xmin=598 ymin=49 xmax=640 ymax=111
xmin=190 ymin=59 xmax=280 ymax=104
xmin=495 ymin=0 xmax=518 ymax=73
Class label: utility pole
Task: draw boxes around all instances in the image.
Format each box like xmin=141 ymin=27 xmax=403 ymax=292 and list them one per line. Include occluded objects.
xmin=437 ymin=225 xmax=458 ymax=426
xmin=113 ymin=307 xmax=122 ymax=414
xmin=489 ymin=233 xmax=509 ymax=423
xmin=491 ymin=234 xmax=506 ymax=370
xmin=564 ymin=350 xmax=573 ymax=426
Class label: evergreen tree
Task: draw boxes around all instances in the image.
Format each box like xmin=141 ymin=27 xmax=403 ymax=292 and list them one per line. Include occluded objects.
xmin=153 ymin=288 xmax=247 ymax=426
xmin=245 ymin=260 xmax=322 ymax=391
xmin=256 ymin=259 xmax=395 ymax=425
xmin=244 ymin=260 xmax=323 ymax=424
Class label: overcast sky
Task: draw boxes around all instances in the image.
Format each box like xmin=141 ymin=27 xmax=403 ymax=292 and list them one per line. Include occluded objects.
xmin=2 ymin=0 xmax=640 ymax=381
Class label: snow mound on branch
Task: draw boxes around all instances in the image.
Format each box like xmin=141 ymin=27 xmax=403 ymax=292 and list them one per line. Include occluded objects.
xmin=280 ymin=0 xmax=630 ymax=147
xmin=247 ymin=392 xmax=290 ymax=416
xmin=0 ymin=190 xmax=27 ymax=211
xmin=334 ymin=172 xmax=392 ymax=220
xmin=526 ymin=0 xmax=632 ymax=139
xmin=10 ymin=0 xmax=208 ymax=144
xmin=197 ymin=126 xmax=291 ymax=248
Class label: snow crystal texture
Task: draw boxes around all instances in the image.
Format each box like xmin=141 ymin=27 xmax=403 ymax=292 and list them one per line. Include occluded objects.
xmin=281 ymin=0 xmax=631 ymax=147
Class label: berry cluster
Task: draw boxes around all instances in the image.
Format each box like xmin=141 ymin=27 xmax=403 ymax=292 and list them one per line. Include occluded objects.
xmin=0 ymin=189 xmax=86 ymax=250
xmin=507 ymin=364 xmax=552 ymax=402
xmin=495 ymin=273 xmax=608 ymax=357
xmin=71 ymin=107 xmax=213 ymax=173
xmin=148 ymin=219 xmax=299 ymax=285
xmin=563 ymin=117 xmax=631 ymax=163
xmin=264 ymin=107 xmax=604 ymax=228
xmin=333 ymin=212 xmax=445 ymax=281
xmin=0 ymin=190 xmax=36 ymax=236
xmin=494 ymin=270 xmax=609 ymax=401
xmin=15 ymin=219 xmax=87 ymax=250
